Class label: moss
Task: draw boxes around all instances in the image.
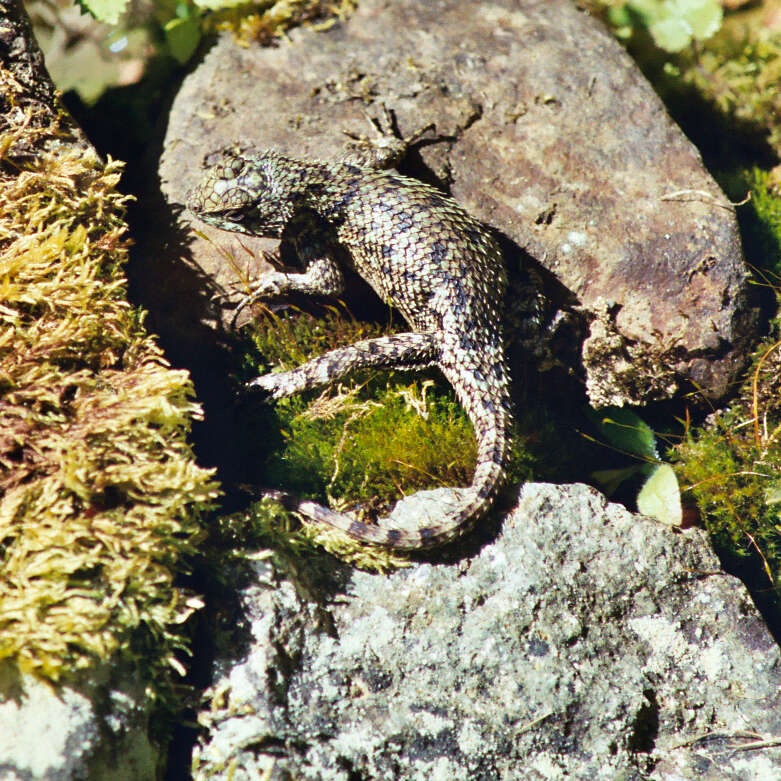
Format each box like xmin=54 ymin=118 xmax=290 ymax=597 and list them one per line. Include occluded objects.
xmin=267 ymin=375 xmax=478 ymax=507
xmin=0 ymin=67 xmax=219 ymax=681
xmin=673 ymin=29 xmax=781 ymax=156
xmin=736 ymin=167 xmax=781 ymax=282
xmin=217 ymin=497 xmax=411 ymax=574
xmin=673 ymin=305 xmax=781 ymax=592
xmin=673 ymin=405 xmax=781 ymax=588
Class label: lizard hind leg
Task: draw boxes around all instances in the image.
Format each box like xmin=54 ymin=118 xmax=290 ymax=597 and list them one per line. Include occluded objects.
xmin=248 ymin=331 xmax=439 ymax=399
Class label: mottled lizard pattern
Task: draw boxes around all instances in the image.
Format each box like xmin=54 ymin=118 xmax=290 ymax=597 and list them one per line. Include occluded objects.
xmin=187 ymin=147 xmax=511 ymax=549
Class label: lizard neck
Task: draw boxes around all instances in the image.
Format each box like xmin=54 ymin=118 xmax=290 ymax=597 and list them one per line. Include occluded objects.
xmin=271 ymin=156 xmax=368 ymax=222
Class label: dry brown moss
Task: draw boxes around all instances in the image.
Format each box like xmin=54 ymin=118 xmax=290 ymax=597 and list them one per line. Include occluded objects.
xmin=0 ymin=67 xmax=219 ymax=680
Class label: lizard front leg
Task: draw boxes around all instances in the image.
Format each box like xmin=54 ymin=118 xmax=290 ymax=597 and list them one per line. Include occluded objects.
xmin=249 ymin=332 xmax=440 ymax=398
xmin=233 ymin=247 xmax=346 ymax=325
xmin=243 ymin=252 xmax=345 ymax=300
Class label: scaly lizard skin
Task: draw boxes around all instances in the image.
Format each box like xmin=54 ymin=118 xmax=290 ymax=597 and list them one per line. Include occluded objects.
xmin=187 ymin=146 xmax=511 ymax=549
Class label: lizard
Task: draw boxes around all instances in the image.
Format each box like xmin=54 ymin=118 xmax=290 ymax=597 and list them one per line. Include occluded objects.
xmin=187 ymin=137 xmax=512 ymax=550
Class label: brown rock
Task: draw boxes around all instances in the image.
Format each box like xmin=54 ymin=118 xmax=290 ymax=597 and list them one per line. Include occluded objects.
xmin=160 ymin=0 xmax=755 ymax=406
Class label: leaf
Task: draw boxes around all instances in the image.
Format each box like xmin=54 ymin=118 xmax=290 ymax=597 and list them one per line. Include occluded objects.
xmin=673 ymin=0 xmax=722 ymax=40
xmin=76 ymin=0 xmax=130 ymax=25
xmin=649 ymin=16 xmax=692 ymax=52
xmin=164 ymin=17 xmax=202 ymax=64
xmin=588 ymin=407 xmax=659 ymax=461
xmin=621 ymin=0 xmax=723 ymax=52
xmin=637 ymin=463 xmax=683 ymax=526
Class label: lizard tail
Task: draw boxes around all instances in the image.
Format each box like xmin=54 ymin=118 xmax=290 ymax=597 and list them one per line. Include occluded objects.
xmin=266 ymin=360 xmax=511 ymax=551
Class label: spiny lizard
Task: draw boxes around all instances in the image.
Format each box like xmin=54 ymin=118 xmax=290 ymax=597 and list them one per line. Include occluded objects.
xmin=187 ymin=143 xmax=511 ymax=549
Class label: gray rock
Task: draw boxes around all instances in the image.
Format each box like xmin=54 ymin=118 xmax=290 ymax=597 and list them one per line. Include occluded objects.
xmin=193 ymin=483 xmax=781 ymax=780
xmin=159 ymin=0 xmax=755 ymax=406
xmin=0 ymin=661 xmax=159 ymax=780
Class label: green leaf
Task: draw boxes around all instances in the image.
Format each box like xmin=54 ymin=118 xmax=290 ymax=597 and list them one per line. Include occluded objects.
xmin=649 ymin=16 xmax=692 ymax=52
xmin=637 ymin=463 xmax=682 ymax=526
xmin=76 ymin=0 xmax=130 ymax=25
xmin=588 ymin=407 xmax=659 ymax=461
xmin=622 ymin=0 xmax=722 ymax=51
xmin=672 ymin=0 xmax=722 ymax=40
xmin=164 ymin=17 xmax=202 ymax=64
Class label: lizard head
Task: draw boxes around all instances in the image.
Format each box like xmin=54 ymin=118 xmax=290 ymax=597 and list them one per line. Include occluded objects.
xmin=187 ymin=147 xmax=294 ymax=238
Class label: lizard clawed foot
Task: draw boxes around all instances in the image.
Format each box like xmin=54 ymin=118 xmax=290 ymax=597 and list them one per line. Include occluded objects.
xmin=342 ymin=104 xmax=435 ymax=170
xmin=238 ymin=374 xmax=278 ymax=405
xmin=246 ymin=373 xmax=281 ymax=395
xmin=230 ymin=272 xmax=289 ymax=327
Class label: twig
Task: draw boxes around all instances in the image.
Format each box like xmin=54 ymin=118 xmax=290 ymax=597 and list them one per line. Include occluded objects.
xmin=660 ymin=189 xmax=750 ymax=209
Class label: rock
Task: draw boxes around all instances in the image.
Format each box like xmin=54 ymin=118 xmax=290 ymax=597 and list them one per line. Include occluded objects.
xmin=0 ymin=661 xmax=159 ymax=780
xmin=192 ymin=483 xmax=781 ymax=780
xmin=158 ymin=0 xmax=756 ymax=407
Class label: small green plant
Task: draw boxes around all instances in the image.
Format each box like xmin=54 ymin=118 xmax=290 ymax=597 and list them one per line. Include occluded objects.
xmin=588 ymin=407 xmax=683 ymax=526
xmin=604 ymin=0 xmax=723 ymax=52
xmin=75 ymin=0 xmax=358 ymax=64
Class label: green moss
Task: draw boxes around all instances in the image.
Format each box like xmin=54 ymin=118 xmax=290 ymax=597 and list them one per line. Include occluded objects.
xmin=674 ymin=31 xmax=781 ymax=155
xmin=249 ymin=305 xmax=388 ymax=371
xmin=271 ymin=377 xmax=478 ymax=505
xmin=672 ymin=308 xmax=781 ymax=591
xmin=0 ymin=68 xmax=219 ymax=681
xmin=736 ymin=167 xmax=781 ymax=281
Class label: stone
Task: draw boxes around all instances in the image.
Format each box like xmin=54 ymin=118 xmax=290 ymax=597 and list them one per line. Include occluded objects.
xmin=0 ymin=661 xmax=159 ymax=780
xmin=192 ymin=483 xmax=781 ymax=780
xmin=159 ymin=0 xmax=756 ymax=406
